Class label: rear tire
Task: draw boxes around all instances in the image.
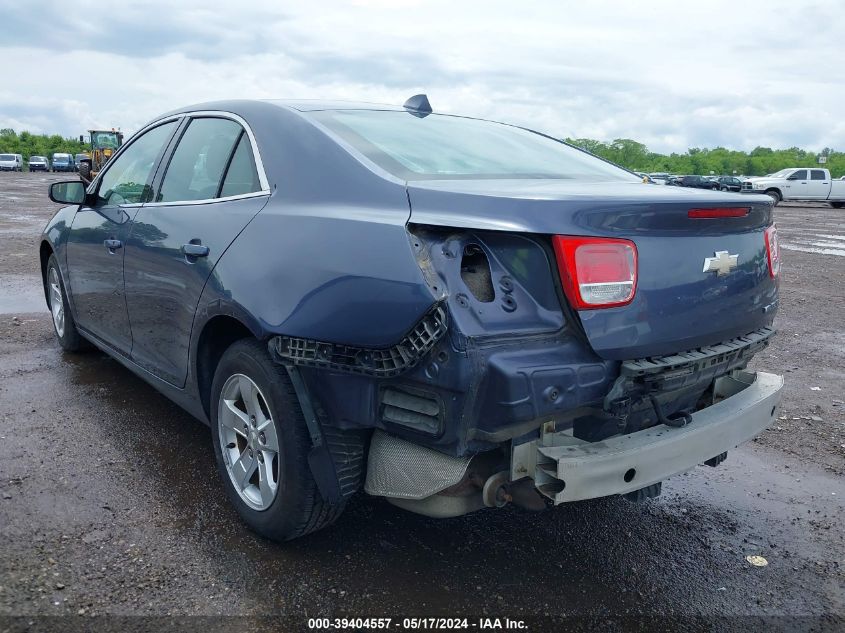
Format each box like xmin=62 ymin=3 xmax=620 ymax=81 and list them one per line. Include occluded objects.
xmin=831 ymin=201 xmax=843 ymax=209
xmin=46 ymin=255 xmax=90 ymax=352
xmin=210 ymin=339 xmax=351 ymax=541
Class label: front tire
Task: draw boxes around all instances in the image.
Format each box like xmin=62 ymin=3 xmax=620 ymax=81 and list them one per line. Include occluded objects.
xmin=831 ymin=201 xmax=843 ymax=209
xmin=210 ymin=339 xmax=348 ymax=541
xmin=78 ymin=162 xmax=92 ymax=183
xmin=46 ymin=255 xmax=89 ymax=352
xmin=766 ymin=190 xmax=781 ymax=206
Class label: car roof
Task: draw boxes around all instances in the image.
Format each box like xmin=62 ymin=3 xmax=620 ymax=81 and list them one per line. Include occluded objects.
xmin=266 ymin=99 xmax=406 ymax=112
xmin=162 ymin=99 xmax=405 ymax=119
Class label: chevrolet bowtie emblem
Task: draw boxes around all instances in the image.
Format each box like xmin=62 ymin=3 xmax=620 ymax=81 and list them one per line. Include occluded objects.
xmin=703 ymin=251 xmax=739 ymax=276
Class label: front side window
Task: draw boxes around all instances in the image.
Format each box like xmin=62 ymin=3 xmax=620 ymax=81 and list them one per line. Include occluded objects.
xmin=157 ymin=118 xmax=243 ymax=202
xmin=309 ymin=109 xmax=637 ymax=182
xmin=811 ymin=170 xmax=826 ymax=180
xmin=97 ymin=121 xmax=177 ymax=206
xmin=789 ymin=170 xmax=808 ymax=180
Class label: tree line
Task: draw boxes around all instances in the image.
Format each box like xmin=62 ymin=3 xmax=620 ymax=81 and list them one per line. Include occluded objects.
xmin=1 ymin=127 xmax=842 ymax=178
xmin=565 ymin=138 xmax=844 ymax=178
xmin=0 ymin=129 xmax=87 ymax=161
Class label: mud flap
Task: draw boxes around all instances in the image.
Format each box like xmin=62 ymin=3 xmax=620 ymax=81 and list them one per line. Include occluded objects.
xmin=285 ymin=365 xmax=342 ymax=504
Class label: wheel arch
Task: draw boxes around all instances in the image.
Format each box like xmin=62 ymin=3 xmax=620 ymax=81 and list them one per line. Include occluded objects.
xmin=764 ymin=187 xmax=782 ymax=201
xmin=195 ymin=314 xmax=259 ymax=420
xmin=39 ymin=240 xmax=55 ymax=307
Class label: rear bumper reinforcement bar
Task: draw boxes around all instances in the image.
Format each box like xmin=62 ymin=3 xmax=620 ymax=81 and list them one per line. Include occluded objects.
xmin=533 ymin=370 xmax=783 ymax=503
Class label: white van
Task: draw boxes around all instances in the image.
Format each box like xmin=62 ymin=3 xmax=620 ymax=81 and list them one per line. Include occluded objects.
xmin=0 ymin=153 xmax=23 ymax=171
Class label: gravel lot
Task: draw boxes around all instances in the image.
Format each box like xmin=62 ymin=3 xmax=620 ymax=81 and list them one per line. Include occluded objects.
xmin=0 ymin=172 xmax=843 ymax=630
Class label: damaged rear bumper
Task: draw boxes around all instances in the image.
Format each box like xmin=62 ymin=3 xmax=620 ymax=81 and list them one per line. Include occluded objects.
xmin=528 ymin=370 xmax=783 ymax=503
xmin=364 ymin=370 xmax=782 ymax=516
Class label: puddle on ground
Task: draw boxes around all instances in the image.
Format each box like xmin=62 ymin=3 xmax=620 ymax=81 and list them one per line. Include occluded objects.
xmin=0 ymin=274 xmax=46 ymax=314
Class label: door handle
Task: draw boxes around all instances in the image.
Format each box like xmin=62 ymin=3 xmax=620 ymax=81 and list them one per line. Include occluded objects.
xmin=104 ymin=239 xmax=122 ymax=252
xmin=181 ymin=242 xmax=210 ymax=258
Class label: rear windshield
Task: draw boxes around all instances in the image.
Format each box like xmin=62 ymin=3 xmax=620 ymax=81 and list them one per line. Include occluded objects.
xmin=0 ymin=154 xmax=14 ymax=160
xmin=309 ymin=110 xmax=637 ymax=182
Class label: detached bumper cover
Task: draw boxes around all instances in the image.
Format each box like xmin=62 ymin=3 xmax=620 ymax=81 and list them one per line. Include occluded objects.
xmin=534 ymin=370 xmax=783 ymax=503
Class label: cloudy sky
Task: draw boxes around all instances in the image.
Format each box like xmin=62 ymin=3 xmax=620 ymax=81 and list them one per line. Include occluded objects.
xmin=1 ymin=0 xmax=843 ymax=153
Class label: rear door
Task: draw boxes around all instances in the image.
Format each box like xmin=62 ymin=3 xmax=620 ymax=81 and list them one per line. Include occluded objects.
xmin=806 ymin=169 xmax=830 ymax=199
xmin=123 ymin=114 xmax=270 ymax=387
xmin=784 ymin=169 xmax=809 ymax=198
xmin=65 ymin=120 xmax=179 ymax=353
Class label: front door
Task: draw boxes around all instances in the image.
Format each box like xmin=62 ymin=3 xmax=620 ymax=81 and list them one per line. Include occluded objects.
xmin=124 ymin=116 xmax=269 ymax=387
xmin=65 ymin=120 xmax=179 ymax=353
xmin=784 ymin=169 xmax=809 ymax=199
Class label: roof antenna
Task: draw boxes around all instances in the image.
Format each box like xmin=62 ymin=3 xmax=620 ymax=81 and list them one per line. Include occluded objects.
xmin=403 ymin=94 xmax=432 ymax=118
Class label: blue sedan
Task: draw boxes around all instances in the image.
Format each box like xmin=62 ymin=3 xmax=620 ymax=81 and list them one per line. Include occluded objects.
xmin=41 ymin=96 xmax=782 ymax=541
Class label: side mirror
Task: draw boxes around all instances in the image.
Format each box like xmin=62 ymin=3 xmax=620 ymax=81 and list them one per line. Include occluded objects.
xmin=49 ymin=181 xmax=86 ymax=205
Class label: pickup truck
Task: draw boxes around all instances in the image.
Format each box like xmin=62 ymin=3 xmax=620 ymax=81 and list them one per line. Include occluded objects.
xmin=742 ymin=167 xmax=845 ymax=208
xmin=40 ymin=96 xmax=785 ymax=541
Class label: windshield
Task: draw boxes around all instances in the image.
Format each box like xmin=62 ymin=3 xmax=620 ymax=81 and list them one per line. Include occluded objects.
xmin=310 ymin=110 xmax=637 ymax=182
xmin=30 ymin=156 xmax=45 ymax=161
xmin=0 ymin=154 xmax=14 ymax=161
xmin=769 ymin=169 xmax=793 ymax=178
xmin=54 ymin=155 xmax=70 ymax=162
xmin=92 ymin=132 xmax=120 ymax=149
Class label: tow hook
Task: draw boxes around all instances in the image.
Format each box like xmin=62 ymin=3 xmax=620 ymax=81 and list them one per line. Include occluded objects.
xmin=649 ymin=394 xmax=692 ymax=428
xmin=482 ymin=471 xmax=546 ymax=511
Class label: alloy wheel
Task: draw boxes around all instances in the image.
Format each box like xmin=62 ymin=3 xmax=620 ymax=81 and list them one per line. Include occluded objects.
xmin=48 ymin=266 xmax=65 ymax=338
xmin=218 ymin=373 xmax=280 ymax=511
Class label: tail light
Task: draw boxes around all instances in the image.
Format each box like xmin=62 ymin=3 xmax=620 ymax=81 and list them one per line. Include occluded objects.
xmin=552 ymin=236 xmax=638 ymax=309
xmin=764 ymin=224 xmax=780 ymax=278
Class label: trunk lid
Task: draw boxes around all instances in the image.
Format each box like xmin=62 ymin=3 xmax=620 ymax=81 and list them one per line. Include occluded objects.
xmin=407 ymin=180 xmax=777 ymax=360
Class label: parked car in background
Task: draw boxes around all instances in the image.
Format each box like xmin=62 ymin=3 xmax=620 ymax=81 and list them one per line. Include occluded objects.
xmin=717 ymin=176 xmax=743 ymax=192
xmin=74 ymin=153 xmax=90 ymax=169
xmin=676 ymin=175 xmax=719 ymax=190
xmin=0 ymin=153 xmax=23 ymax=171
xmin=28 ymin=155 xmax=49 ymax=172
xmin=51 ymin=153 xmax=76 ymax=172
xmin=742 ymin=168 xmax=845 ymax=208
xmin=41 ymin=97 xmax=783 ymax=542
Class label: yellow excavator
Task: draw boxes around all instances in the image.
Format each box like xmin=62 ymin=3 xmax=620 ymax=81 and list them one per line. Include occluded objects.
xmin=78 ymin=129 xmax=124 ymax=185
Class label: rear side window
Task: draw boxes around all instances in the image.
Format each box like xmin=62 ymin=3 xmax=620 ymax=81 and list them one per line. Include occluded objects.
xmin=157 ymin=118 xmax=242 ymax=202
xmin=220 ymin=134 xmax=261 ymax=197
xmin=811 ymin=170 xmax=826 ymax=180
